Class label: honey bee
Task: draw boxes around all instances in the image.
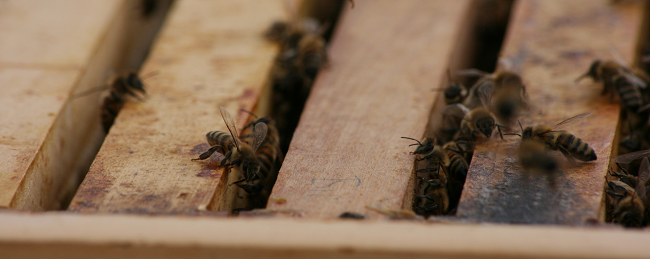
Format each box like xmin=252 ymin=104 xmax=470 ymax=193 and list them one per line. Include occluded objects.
xmin=443 ymin=104 xmax=505 ymax=141
xmin=433 ymin=69 xmax=467 ymax=105
xmin=237 ymin=111 xmax=283 ymax=194
xmin=403 ymin=137 xmax=451 ymax=216
xmin=517 ymin=139 xmax=559 ymax=176
xmin=605 ymin=152 xmax=650 ymax=227
xmin=193 ymin=107 xmax=268 ymax=194
xmin=442 ymin=141 xmax=469 ymax=182
xmin=511 ymin=113 xmax=596 ymax=163
xmin=576 ymin=60 xmax=648 ymax=111
xmin=460 ymin=70 xmax=526 ymax=124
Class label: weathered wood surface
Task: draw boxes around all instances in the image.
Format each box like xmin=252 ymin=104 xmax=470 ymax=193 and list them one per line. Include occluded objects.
xmin=456 ymin=0 xmax=646 ymax=225
xmin=0 ymin=0 xmax=166 ymax=210
xmin=267 ymin=0 xmax=472 ymax=219
xmin=1 ymin=212 xmax=650 ymax=259
xmin=68 ymin=0 xmax=288 ymax=214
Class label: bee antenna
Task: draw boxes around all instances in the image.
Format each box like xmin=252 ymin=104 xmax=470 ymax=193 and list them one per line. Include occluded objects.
xmin=518 ymin=120 xmax=524 ymax=132
xmin=240 ymin=109 xmax=259 ymax=119
xmin=401 ymin=137 xmax=422 ymax=145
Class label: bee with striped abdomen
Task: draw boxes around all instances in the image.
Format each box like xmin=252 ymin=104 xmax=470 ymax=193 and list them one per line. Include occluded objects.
xmin=510 ymin=113 xmax=596 ymax=163
xmin=237 ymin=111 xmax=283 ymax=194
xmin=576 ymin=60 xmax=648 ymax=111
xmin=193 ymin=107 xmax=268 ymax=194
xmin=433 ymin=69 xmax=467 ymax=105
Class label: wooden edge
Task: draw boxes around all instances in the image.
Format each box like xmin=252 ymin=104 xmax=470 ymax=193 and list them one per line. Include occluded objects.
xmin=0 ymin=212 xmax=648 ymax=259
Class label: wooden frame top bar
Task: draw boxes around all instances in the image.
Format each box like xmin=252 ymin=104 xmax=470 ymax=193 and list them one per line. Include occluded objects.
xmin=456 ymin=0 xmax=646 ymax=224
xmin=268 ymin=0 xmax=472 ymax=219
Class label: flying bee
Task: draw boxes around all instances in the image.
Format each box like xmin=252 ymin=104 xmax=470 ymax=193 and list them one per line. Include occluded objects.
xmin=433 ymin=69 xmax=467 ymax=105
xmin=459 ymin=69 xmax=527 ymax=124
xmin=576 ymin=60 xmax=647 ymax=111
xmin=509 ymin=113 xmax=596 ymax=163
xmin=193 ymin=107 xmax=268 ymax=194
xmin=517 ymin=139 xmax=559 ymax=177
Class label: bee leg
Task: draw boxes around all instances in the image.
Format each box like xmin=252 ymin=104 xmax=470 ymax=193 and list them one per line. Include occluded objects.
xmin=192 ymin=145 xmax=223 ymax=161
xmin=606 ymin=190 xmax=625 ymax=198
xmin=220 ymin=152 xmax=233 ymax=166
xmin=229 ymin=178 xmax=246 ymax=186
xmin=557 ymin=146 xmax=578 ymax=165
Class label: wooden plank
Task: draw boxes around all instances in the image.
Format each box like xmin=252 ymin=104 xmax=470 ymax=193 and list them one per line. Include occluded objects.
xmin=267 ymin=0 xmax=472 ymax=219
xmin=456 ymin=0 xmax=646 ymax=224
xmin=0 ymin=0 xmax=172 ymax=210
xmin=68 ymin=0 xmax=289 ymax=214
xmin=1 ymin=212 xmax=650 ymax=259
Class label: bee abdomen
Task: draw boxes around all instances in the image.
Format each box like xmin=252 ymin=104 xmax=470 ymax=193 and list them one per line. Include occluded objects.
xmin=614 ymin=76 xmax=643 ymax=109
xmin=447 ymin=152 xmax=468 ymax=180
xmin=556 ymin=133 xmax=597 ymax=161
xmin=206 ymin=131 xmax=234 ymax=150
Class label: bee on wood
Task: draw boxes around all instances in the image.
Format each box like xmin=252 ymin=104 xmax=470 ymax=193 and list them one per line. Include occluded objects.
xmin=433 ymin=69 xmax=467 ymax=105
xmin=339 ymin=212 xmax=365 ymax=219
xmin=193 ymin=107 xmax=268 ymax=194
xmin=459 ymin=69 xmax=527 ymax=124
xmin=442 ymin=103 xmax=505 ymax=141
xmin=403 ymin=137 xmax=451 ymax=216
xmin=576 ymin=60 xmax=648 ymax=112
xmin=509 ymin=113 xmax=596 ymax=163
xmin=73 ymin=72 xmax=152 ymax=133
xmin=517 ymin=139 xmax=559 ymax=176
xmin=237 ymin=111 xmax=283 ymax=194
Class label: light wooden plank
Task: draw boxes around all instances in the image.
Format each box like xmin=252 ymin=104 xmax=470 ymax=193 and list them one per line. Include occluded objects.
xmin=0 ymin=212 xmax=649 ymax=259
xmin=267 ymin=0 xmax=472 ymax=219
xmin=0 ymin=0 xmax=147 ymax=210
xmin=68 ymin=0 xmax=289 ymax=214
xmin=456 ymin=0 xmax=646 ymax=224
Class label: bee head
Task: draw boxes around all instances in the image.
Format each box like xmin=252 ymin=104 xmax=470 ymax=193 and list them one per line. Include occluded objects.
xmin=576 ymin=60 xmax=601 ymax=82
xmin=444 ymin=83 xmax=463 ymax=100
xmin=242 ymin=161 xmax=262 ymax=181
xmin=125 ymin=73 xmax=146 ymax=93
xmin=521 ymin=127 xmax=534 ymax=139
xmin=475 ymin=117 xmax=495 ymax=138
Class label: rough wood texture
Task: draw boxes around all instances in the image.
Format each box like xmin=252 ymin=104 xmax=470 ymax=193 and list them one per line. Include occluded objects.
xmin=68 ymin=0 xmax=288 ymax=214
xmin=0 ymin=0 xmax=170 ymax=210
xmin=1 ymin=212 xmax=650 ymax=259
xmin=456 ymin=0 xmax=646 ymax=225
xmin=267 ymin=0 xmax=472 ymax=219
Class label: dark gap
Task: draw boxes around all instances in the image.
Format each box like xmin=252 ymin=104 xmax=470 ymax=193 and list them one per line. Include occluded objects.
xmin=229 ymin=0 xmax=348 ymax=213
xmin=415 ymin=0 xmax=515 ymax=218
xmin=59 ymin=0 xmax=175 ymax=210
xmin=603 ymin=1 xmax=650 ymax=228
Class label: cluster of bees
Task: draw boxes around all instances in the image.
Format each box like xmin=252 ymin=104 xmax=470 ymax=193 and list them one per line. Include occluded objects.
xmin=577 ymin=60 xmax=650 ymax=227
xmin=265 ymin=17 xmax=329 ymax=153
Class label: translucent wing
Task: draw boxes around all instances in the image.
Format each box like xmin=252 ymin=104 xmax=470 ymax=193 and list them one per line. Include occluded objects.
xmin=251 ymin=122 xmax=268 ymax=152
xmin=476 ymin=79 xmax=495 ymax=109
xmin=457 ymin=69 xmax=490 ymax=77
xmin=219 ymin=106 xmax=241 ymax=151
xmin=551 ymin=113 xmax=591 ymax=130
xmin=441 ymin=103 xmax=470 ymax=132
xmin=636 ymin=157 xmax=649 ymax=203
xmin=619 ymin=68 xmax=647 ymax=89
xmin=611 ymin=149 xmax=650 ymax=164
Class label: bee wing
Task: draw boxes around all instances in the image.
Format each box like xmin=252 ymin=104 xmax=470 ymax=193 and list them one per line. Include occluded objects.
xmin=219 ymin=106 xmax=241 ymax=151
xmin=551 ymin=112 xmax=591 ymax=130
xmin=457 ymin=69 xmax=490 ymax=78
xmin=636 ymin=157 xmax=650 ymax=202
xmin=442 ymin=103 xmax=470 ymax=119
xmin=251 ymin=122 xmax=268 ymax=152
xmin=619 ymin=68 xmax=647 ymax=89
xmin=476 ymin=78 xmax=495 ymax=109
xmin=611 ymin=149 xmax=650 ymax=164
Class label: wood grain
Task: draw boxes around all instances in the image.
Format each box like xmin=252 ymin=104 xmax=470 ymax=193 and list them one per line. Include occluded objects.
xmin=1 ymin=212 xmax=649 ymax=259
xmin=456 ymin=0 xmax=646 ymax=225
xmin=68 ymin=0 xmax=289 ymax=214
xmin=267 ymin=0 xmax=472 ymax=219
xmin=0 ymin=0 xmax=171 ymax=210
